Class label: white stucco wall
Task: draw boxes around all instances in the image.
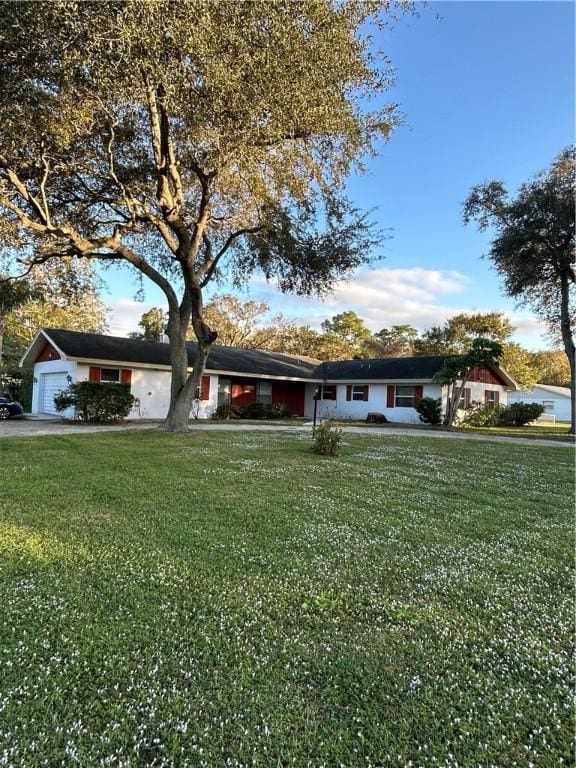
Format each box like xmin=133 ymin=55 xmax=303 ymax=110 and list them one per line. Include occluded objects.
xmin=307 ymin=383 xmax=443 ymax=424
xmin=76 ymin=365 xmax=219 ymax=420
xmin=507 ymin=386 xmax=571 ymax=422
xmin=305 ymin=381 xmax=510 ymax=423
xmin=32 ymin=360 xmax=77 ymax=418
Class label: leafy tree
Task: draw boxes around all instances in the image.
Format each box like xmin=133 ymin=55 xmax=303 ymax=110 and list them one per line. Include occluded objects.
xmin=433 ymin=338 xmax=503 ymax=427
xmin=414 ymin=312 xmax=513 ymax=355
xmin=0 ymin=1 xmax=405 ymax=431
xmin=464 ymin=147 xmax=575 ymax=433
xmin=531 ymin=349 xmax=571 ymax=388
xmin=369 ymin=324 xmax=418 ymax=357
xmin=197 ymin=295 xmax=273 ymax=349
xmin=321 ymin=311 xmax=372 ymax=358
xmin=0 ymin=276 xmax=38 ymax=365
xmin=499 ymin=342 xmax=543 ymax=390
xmin=2 ymin=260 xmax=108 ymax=367
xmin=129 ymin=307 xmax=168 ymax=342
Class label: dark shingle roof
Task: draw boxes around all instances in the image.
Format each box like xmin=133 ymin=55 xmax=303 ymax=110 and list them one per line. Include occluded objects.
xmin=40 ymin=329 xmax=512 ymax=385
xmin=44 ymin=329 xmax=323 ymax=379
xmin=318 ymin=356 xmax=451 ymax=380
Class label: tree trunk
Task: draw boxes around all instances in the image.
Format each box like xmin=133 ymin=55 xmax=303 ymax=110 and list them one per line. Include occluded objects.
xmin=161 ymin=282 xmax=217 ymax=433
xmin=559 ymin=271 xmax=575 ymax=435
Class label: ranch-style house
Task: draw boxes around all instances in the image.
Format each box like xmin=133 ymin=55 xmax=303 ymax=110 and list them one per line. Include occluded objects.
xmin=21 ymin=328 xmax=519 ymax=422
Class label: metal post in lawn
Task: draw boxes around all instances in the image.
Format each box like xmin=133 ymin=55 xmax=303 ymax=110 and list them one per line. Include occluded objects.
xmin=312 ymin=386 xmax=320 ymax=437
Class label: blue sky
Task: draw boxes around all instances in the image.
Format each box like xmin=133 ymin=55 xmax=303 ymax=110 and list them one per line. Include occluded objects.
xmin=105 ymin=1 xmax=575 ymax=348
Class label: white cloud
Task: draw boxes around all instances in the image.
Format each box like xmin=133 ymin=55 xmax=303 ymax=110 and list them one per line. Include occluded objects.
xmin=107 ymin=298 xmax=164 ymax=337
xmin=106 ymin=268 xmax=550 ymax=349
xmin=248 ymin=267 xmax=472 ymax=330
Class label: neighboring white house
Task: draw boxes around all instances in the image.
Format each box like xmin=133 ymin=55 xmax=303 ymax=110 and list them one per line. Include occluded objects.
xmin=507 ymin=383 xmax=572 ymax=423
xmin=20 ymin=328 xmax=519 ymax=423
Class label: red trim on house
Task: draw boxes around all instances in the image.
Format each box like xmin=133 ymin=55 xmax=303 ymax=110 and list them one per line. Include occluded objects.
xmin=469 ymin=366 xmax=508 ymax=386
xmin=120 ymin=369 xmax=132 ymax=386
xmin=200 ymin=375 xmax=210 ymax=401
xmin=36 ymin=342 xmax=61 ymax=363
xmin=414 ymin=385 xmax=423 ymax=403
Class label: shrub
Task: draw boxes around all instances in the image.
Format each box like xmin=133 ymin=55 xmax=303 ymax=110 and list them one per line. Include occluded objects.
xmin=213 ymin=404 xmax=245 ymax=420
xmin=415 ymin=396 xmax=442 ymax=425
xmin=496 ymin=401 xmax=545 ymax=426
xmin=243 ymin=402 xmax=293 ymax=419
xmin=54 ymin=381 xmax=135 ymax=423
xmin=463 ymin=400 xmax=545 ymax=428
xmin=313 ymin=420 xmax=343 ymax=456
xmin=462 ymin=401 xmax=501 ymax=427
xmin=214 ymin=402 xmax=293 ymax=420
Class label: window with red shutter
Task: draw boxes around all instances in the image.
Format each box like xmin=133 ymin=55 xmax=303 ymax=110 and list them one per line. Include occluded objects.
xmin=386 ymin=385 xmax=395 ymax=408
xmin=200 ymin=375 xmax=211 ymax=401
xmin=346 ymin=385 xmax=352 ymax=401
xmin=121 ymin=369 xmax=132 ymax=386
xmin=89 ymin=366 xmax=101 ymax=382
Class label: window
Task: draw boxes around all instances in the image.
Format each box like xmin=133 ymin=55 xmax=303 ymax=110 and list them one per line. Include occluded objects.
xmin=257 ymin=381 xmax=273 ymax=404
xmin=395 ymin=385 xmax=416 ymax=408
xmin=346 ymin=385 xmax=369 ymax=401
xmin=218 ymin=378 xmax=231 ymax=406
xmin=100 ymin=368 xmax=120 ymax=383
xmin=458 ymin=388 xmax=471 ymax=409
xmin=321 ymin=385 xmax=337 ymax=400
xmin=484 ymin=390 xmax=499 ymax=408
xmin=542 ymin=400 xmax=555 ymax=414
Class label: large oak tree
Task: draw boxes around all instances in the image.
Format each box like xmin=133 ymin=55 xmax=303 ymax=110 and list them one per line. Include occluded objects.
xmin=464 ymin=147 xmax=575 ymax=433
xmin=0 ymin=0 xmax=407 ymax=431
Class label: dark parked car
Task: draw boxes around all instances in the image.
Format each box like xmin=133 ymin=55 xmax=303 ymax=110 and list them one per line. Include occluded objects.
xmin=0 ymin=395 xmax=24 ymax=420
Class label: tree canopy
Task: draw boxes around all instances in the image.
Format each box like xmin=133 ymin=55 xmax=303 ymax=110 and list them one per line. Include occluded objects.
xmin=0 ymin=0 xmax=409 ymax=430
xmin=463 ymin=147 xmax=575 ymax=432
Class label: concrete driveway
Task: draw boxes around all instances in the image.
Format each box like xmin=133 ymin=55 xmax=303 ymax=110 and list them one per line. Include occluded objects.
xmin=0 ymin=417 xmax=573 ymax=447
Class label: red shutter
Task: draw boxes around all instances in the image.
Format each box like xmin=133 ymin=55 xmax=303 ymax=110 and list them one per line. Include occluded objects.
xmin=387 ymin=385 xmax=395 ymax=408
xmin=121 ymin=369 xmax=132 ymax=386
xmin=414 ymin=385 xmax=423 ymax=403
xmin=200 ymin=375 xmax=211 ymax=401
xmin=494 ymin=390 xmax=500 ymax=406
xmin=89 ymin=366 xmax=101 ymax=382
xmin=363 ymin=386 xmax=369 ymax=401
xmin=464 ymin=388 xmax=471 ymax=407
xmin=346 ymin=385 xmax=352 ymax=401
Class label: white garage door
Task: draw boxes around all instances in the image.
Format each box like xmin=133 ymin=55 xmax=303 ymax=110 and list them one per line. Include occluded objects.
xmin=41 ymin=373 xmax=68 ymax=414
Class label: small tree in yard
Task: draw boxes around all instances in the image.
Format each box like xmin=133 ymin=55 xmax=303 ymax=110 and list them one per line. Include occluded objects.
xmin=433 ymin=338 xmax=503 ymax=427
xmin=0 ymin=1 xmax=410 ymax=432
xmin=464 ymin=147 xmax=575 ymax=434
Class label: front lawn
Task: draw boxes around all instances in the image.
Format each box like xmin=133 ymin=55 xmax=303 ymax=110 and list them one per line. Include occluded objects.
xmin=0 ymin=431 xmax=573 ymax=767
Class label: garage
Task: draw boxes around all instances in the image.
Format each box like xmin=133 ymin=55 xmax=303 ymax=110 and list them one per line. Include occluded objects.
xmin=41 ymin=372 xmax=69 ymax=414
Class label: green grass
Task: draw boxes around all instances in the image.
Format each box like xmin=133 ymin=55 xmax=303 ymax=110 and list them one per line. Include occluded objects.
xmin=0 ymin=430 xmax=573 ymax=767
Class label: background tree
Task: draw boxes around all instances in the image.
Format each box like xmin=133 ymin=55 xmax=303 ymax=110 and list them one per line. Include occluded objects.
xmin=0 ymin=276 xmax=37 ymax=366
xmin=498 ymin=343 xmax=543 ymax=390
xmin=414 ymin=311 xmax=514 ymax=355
xmin=2 ymin=260 xmax=107 ymax=368
xmin=368 ymin=324 xmax=418 ymax=357
xmin=0 ymin=1 xmax=405 ymax=431
xmin=463 ymin=147 xmax=575 ymax=433
xmin=129 ymin=307 xmax=168 ymax=342
xmin=321 ymin=311 xmax=372 ymax=358
xmin=531 ymin=349 xmax=571 ymax=388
